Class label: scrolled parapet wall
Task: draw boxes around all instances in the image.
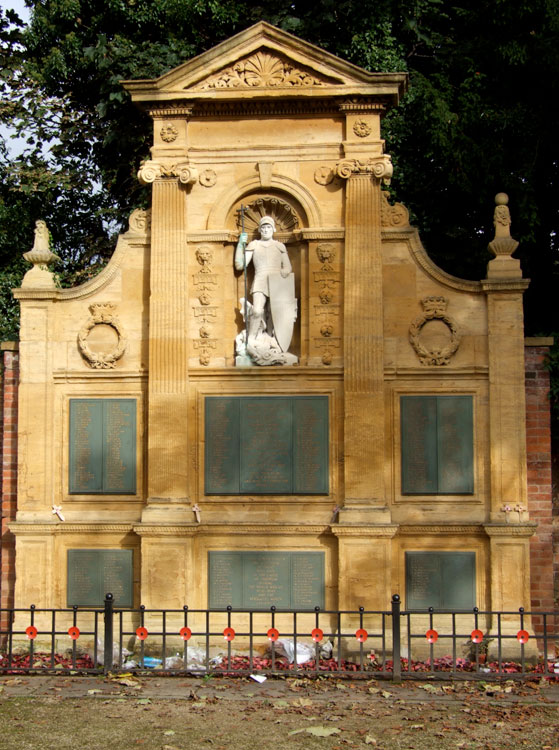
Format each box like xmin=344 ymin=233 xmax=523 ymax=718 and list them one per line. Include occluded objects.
xmin=335 ymin=154 xmax=393 ymax=184
xmin=137 ymin=159 xmax=199 ymax=185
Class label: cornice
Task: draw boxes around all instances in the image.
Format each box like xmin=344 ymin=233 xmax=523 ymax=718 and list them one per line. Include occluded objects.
xmin=398 ymin=525 xmax=484 ymax=536
xmin=133 ymin=524 xmax=330 ymax=536
xmin=9 ymin=523 xmax=135 ymax=535
xmin=483 ymin=523 xmax=537 ymax=537
xmin=481 ymin=279 xmax=530 ymax=293
xmin=52 ymin=370 xmax=147 ymax=383
xmin=332 ymin=525 xmax=399 ymax=537
xmin=134 ymin=525 xmax=199 ymax=537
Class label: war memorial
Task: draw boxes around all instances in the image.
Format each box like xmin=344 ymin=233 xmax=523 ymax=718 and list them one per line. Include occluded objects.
xmin=1 ymin=23 xmax=555 ymax=651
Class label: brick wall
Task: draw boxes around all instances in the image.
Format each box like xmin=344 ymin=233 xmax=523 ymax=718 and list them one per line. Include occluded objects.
xmin=524 ymin=339 xmax=557 ymax=640
xmin=1 ymin=342 xmax=18 ymax=631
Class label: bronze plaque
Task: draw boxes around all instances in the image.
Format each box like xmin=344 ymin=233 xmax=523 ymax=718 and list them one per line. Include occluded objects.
xmin=69 ymin=399 xmax=136 ymax=494
xmin=208 ymin=551 xmax=324 ymax=609
xmin=205 ymin=396 xmax=328 ymax=495
xmin=406 ymin=551 xmax=475 ymax=610
xmin=67 ymin=549 xmax=133 ymax=607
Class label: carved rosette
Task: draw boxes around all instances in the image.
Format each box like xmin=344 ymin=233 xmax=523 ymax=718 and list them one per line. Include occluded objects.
xmin=137 ymin=160 xmax=199 ymax=185
xmin=199 ymin=169 xmax=217 ymax=187
xmin=409 ymin=297 xmax=461 ymax=366
xmin=352 ymin=119 xmax=372 ymax=137
xmin=313 ymin=243 xmax=341 ymax=365
xmin=192 ymin=245 xmax=218 ymax=365
xmin=78 ymin=304 xmax=127 ymax=369
xmin=335 ymin=155 xmax=393 ymax=184
xmin=314 ymin=166 xmax=334 ymax=186
xmin=380 ymin=191 xmax=409 ymax=228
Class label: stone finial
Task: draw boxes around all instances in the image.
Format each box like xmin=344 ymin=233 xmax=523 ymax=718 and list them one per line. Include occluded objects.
xmin=21 ymin=220 xmax=59 ymax=289
xmin=486 ymin=193 xmax=521 ymax=280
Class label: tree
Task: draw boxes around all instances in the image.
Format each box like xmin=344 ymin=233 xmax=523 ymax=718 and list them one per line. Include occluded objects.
xmin=1 ymin=0 xmax=558 ymax=340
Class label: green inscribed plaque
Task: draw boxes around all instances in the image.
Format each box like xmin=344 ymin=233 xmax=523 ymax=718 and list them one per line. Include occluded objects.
xmin=401 ymin=396 xmax=473 ymax=494
xmin=67 ymin=549 xmax=133 ymax=607
xmin=406 ymin=551 xmax=475 ymax=610
xmin=241 ymin=399 xmax=292 ymax=493
xmin=208 ymin=551 xmax=324 ymax=609
xmin=69 ymin=399 xmax=136 ymax=494
xmin=205 ymin=396 xmax=328 ymax=495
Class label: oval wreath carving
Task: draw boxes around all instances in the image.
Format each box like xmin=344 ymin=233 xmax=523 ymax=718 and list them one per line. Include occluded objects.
xmin=409 ymin=296 xmax=461 ymax=366
xmin=78 ymin=303 xmax=127 ymax=369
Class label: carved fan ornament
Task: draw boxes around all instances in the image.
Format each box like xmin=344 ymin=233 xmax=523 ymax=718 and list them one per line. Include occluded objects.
xmin=235 ymin=196 xmax=300 ymax=235
xmin=78 ymin=304 xmax=127 ymax=369
xmin=409 ymin=297 xmax=461 ymax=366
xmin=197 ymin=51 xmax=330 ymax=90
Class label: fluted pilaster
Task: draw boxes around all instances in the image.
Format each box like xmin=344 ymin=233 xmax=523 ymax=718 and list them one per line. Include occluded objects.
xmin=342 ymin=165 xmax=385 ymax=503
xmin=147 ymin=178 xmax=190 ymax=499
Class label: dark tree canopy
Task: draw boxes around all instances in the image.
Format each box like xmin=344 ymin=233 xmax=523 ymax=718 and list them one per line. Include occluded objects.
xmin=1 ymin=0 xmax=558 ymax=340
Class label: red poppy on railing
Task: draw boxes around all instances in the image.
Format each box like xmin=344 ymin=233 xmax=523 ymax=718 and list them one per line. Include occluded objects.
xmin=517 ymin=630 xmax=529 ymax=644
xmin=267 ymin=628 xmax=279 ymax=642
xmin=223 ymin=627 xmax=235 ymax=641
xmin=25 ymin=625 xmax=37 ymax=640
xmin=179 ymin=627 xmax=192 ymax=641
xmin=311 ymin=628 xmax=323 ymax=643
xmin=355 ymin=628 xmax=368 ymax=643
xmin=426 ymin=629 xmax=438 ymax=644
xmin=67 ymin=626 xmax=80 ymax=640
xmin=470 ymin=629 xmax=484 ymax=644
xmin=136 ymin=627 xmax=149 ymax=641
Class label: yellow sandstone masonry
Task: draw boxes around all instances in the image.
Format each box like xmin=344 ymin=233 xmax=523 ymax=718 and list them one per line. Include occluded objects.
xmin=10 ymin=24 xmax=535 ymax=652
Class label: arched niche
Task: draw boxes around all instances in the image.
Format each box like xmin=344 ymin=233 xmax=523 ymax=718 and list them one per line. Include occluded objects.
xmin=225 ymin=190 xmax=310 ymax=364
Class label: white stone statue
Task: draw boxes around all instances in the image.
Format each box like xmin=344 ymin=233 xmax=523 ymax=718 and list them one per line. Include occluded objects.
xmin=235 ymin=216 xmax=298 ymax=366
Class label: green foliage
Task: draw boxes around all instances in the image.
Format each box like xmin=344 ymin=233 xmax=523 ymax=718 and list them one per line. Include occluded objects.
xmin=0 ymin=0 xmax=558 ymax=341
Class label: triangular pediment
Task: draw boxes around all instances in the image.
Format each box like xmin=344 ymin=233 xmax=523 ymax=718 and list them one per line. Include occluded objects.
xmin=191 ymin=48 xmax=340 ymax=91
xmin=123 ymin=22 xmax=407 ymax=104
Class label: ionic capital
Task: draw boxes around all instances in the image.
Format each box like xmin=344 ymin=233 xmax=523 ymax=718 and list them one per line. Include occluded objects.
xmin=335 ymin=154 xmax=393 ymax=184
xmin=137 ymin=159 xmax=199 ymax=186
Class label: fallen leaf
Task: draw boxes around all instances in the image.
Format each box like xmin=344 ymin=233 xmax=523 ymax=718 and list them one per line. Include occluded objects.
xmin=163 ymin=730 xmax=176 ymax=736
xmin=307 ymin=726 xmax=342 ymax=737
xmin=137 ymin=698 xmax=151 ymax=705
xmin=364 ymin=736 xmax=377 ymax=745
xmin=381 ymin=691 xmax=392 ymax=699
xmin=295 ymin=697 xmax=313 ymax=707
xmin=87 ymin=689 xmax=102 ymax=695
xmin=119 ymin=678 xmax=141 ymax=688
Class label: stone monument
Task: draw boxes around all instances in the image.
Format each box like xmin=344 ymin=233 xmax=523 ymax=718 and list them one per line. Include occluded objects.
xmin=8 ymin=23 xmax=538 ymax=654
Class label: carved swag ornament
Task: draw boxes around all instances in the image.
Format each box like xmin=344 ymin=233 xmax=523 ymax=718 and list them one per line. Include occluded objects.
xmin=409 ymin=296 xmax=461 ymax=366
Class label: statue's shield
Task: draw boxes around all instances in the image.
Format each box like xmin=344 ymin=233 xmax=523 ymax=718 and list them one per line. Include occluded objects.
xmin=268 ymin=272 xmax=297 ymax=352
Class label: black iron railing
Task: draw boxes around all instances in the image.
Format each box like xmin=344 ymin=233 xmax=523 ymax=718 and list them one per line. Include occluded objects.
xmin=1 ymin=594 xmax=557 ymax=681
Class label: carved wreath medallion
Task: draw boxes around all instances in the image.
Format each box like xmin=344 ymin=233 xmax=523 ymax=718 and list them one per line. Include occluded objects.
xmin=78 ymin=304 xmax=127 ymax=369
xmin=409 ymin=297 xmax=461 ymax=366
